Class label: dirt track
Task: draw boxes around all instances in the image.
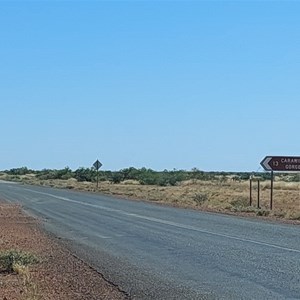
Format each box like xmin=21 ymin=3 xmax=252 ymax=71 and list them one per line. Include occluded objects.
xmin=0 ymin=201 xmax=128 ymax=300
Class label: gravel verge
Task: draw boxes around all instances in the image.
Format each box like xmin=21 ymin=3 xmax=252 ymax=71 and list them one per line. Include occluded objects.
xmin=0 ymin=201 xmax=129 ymax=300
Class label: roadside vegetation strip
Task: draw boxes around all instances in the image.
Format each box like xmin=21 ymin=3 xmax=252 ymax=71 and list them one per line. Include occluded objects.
xmin=0 ymin=167 xmax=274 ymax=186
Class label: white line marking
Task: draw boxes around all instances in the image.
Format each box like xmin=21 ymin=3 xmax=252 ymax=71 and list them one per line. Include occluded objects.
xmin=24 ymin=189 xmax=300 ymax=254
xmin=95 ymin=233 xmax=111 ymax=239
xmin=0 ymin=180 xmax=19 ymax=185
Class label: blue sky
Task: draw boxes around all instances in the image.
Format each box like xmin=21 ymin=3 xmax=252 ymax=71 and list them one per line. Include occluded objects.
xmin=1 ymin=1 xmax=300 ymax=172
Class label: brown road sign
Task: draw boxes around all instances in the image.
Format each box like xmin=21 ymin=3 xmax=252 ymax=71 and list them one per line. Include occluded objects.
xmin=261 ymin=156 xmax=300 ymax=172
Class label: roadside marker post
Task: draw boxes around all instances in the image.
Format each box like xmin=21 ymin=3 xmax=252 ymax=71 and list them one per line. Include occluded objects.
xmin=270 ymin=171 xmax=274 ymax=211
xmin=93 ymin=159 xmax=103 ymax=189
xmin=261 ymin=156 xmax=300 ymax=210
xmin=257 ymin=180 xmax=260 ymax=209
xmin=249 ymin=178 xmax=253 ymax=207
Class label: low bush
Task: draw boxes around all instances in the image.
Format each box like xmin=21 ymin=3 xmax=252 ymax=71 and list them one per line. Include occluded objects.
xmin=0 ymin=250 xmax=39 ymax=273
xmin=193 ymin=193 xmax=209 ymax=205
xmin=109 ymin=172 xmax=123 ymax=184
xmin=256 ymin=209 xmax=270 ymax=217
xmin=230 ymin=197 xmax=249 ymax=208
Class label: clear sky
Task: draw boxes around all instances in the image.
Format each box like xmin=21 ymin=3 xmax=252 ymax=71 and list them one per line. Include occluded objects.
xmin=1 ymin=1 xmax=300 ymax=172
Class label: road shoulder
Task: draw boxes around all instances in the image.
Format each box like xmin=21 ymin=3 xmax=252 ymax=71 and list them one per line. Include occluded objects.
xmin=0 ymin=201 xmax=128 ymax=300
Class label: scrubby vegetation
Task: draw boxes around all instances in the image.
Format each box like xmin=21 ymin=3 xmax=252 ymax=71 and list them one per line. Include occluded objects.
xmin=0 ymin=250 xmax=38 ymax=273
xmin=2 ymin=166 xmax=285 ymax=186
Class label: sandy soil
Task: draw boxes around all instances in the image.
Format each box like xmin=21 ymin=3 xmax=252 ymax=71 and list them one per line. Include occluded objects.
xmin=0 ymin=201 xmax=129 ymax=300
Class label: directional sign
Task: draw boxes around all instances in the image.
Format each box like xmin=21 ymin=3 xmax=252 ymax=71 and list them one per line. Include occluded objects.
xmin=93 ymin=159 xmax=102 ymax=170
xmin=261 ymin=156 xmax=300 ymax=172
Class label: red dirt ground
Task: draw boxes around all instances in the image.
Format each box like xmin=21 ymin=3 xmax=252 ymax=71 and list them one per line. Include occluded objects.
xmin=0 ymin=201 xmax=128 ymax=300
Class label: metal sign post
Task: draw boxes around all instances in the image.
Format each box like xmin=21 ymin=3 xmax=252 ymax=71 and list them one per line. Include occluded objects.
xmin=249 ymin=178 xmax=253 ymax=207
xmin=261 ymin=156 xmax=300 ymax=210
xmin=257 ymin=180 xmax=260 ymax=209
xmin=93 ymin=159 xmax=103 ymax=188
xmin=270 ymin=171 xmax=274 ymax=210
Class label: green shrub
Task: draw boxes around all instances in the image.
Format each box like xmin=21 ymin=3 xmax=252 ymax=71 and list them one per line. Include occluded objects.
xmin=0 ymin=250 xmax=39 ymax=273
xmin=109 ymin=172 xmax=123 ymax=184
xmin=5 ymin=167 xmax=32 ymax=175
xmin=74 ymin=167 xmax=95 ymax=182
xmin=230 ymin=197 xmax=249 ymax=208
xmin=256 ymin=209 xmax=270 ymax=217
xmin=193 ymin=193 xmax=209 ymax=205
xmin=138 ymin=169 xmax=159 ymax=185
xmin=120 ymin=167 xmax=140 ymax=181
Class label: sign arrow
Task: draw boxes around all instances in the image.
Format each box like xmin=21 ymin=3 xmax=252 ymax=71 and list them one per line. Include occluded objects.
xmin=260 ymin=156 xmax=272 ymax=171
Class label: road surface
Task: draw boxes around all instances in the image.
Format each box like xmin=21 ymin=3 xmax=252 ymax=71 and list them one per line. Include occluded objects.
xmin=0 ymin=181 xmax=299 ymax=299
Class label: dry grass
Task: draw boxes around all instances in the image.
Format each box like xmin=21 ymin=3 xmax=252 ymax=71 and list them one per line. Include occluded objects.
xmin=14 ymin=264 xmax=41 ymax=300
xmin=1 ymin=173 xmax=300 ymax=221
xmin=0 ymin=250 xmax=40 ymax=299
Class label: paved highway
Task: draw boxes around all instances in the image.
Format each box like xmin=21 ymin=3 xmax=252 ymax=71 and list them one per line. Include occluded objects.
xmin=0 ymin=181 xmax=300 ymax=299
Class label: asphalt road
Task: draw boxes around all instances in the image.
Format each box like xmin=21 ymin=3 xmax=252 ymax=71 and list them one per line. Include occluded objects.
xmin=0 ymin=181 xmax=300 ymax=299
